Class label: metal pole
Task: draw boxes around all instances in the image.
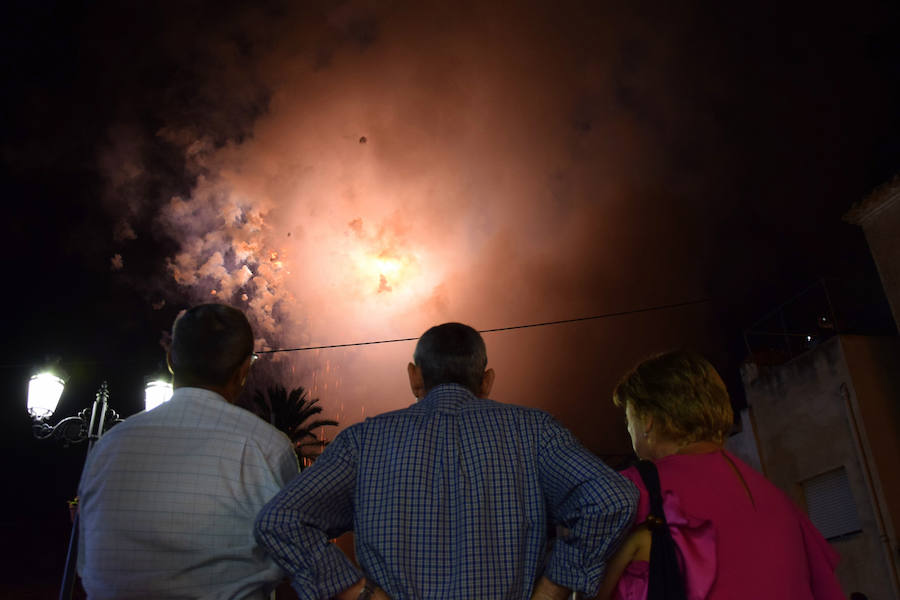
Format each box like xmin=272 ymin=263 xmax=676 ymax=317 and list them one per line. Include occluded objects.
xmin=59 ymin=382 xmax=111 ymax=600
xmin=86 ymin=397 xmax=99 ymax=445
xmin=58 ymin=513 xmax=80 ymax=600
xmin=94 ymin=383 xmax=109 ymax=443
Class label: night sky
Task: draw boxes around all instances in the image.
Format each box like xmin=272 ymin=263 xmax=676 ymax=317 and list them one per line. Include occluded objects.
xmin=2 ymin=0 xmax=899 ymax=594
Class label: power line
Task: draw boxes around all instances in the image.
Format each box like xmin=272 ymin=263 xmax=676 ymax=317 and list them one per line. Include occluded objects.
xmin=0 ymin=297 xmax=711 ymax=369
xmin=257 ymin=297 xmax=711 ymax=355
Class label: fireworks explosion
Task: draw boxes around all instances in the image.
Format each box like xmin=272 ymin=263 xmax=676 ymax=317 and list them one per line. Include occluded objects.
xmin=101 ymin=1 xmax=722 ymax=445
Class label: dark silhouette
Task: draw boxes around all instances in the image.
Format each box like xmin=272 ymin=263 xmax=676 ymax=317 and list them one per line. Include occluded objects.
xmin=245 ymin=385 xmax=338 ymax=466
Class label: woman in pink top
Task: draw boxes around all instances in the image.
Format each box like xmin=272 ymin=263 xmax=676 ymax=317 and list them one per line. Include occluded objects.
xmin=596 ymin=350 xmax=844 ymax=600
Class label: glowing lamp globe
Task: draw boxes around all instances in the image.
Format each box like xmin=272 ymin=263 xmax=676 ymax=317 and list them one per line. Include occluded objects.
xmin=27 ymin=373 xmax=66 ymax=419
xmin=144 ymin=380 xmax=173 ymax=411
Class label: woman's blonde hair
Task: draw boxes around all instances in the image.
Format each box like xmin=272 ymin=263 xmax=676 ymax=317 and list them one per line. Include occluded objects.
xmin=613 ymin=350 xmax=734 ymax=444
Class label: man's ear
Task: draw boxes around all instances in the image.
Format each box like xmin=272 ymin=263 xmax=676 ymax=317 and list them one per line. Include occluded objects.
xmin=479 ymin=368 xmax=495 ymax=398
xmin=408 ymin=362 xmax=425 ymax=399
xmin=236 ymin=355 xmax=253 ymax=388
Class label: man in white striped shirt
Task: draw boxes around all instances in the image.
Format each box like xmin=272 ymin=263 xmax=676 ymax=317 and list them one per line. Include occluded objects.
xmin=77 ymin=303 xmax=299 ymax=599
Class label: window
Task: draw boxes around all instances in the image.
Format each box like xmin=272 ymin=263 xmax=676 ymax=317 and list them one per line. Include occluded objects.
xmin=801 ymin=467 xmax=862 ymax=540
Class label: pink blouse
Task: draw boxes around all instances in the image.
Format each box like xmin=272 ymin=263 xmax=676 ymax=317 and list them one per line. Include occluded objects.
xmin=613 ymin=561 xmax=648 ymax=600
xmin=616 ymin=450 xmax=844 ymax=600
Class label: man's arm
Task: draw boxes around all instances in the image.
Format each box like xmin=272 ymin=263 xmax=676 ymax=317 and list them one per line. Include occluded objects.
xmin=254 ymin=429 xmax=364 ymax=600
xmin=537 ymin=415 xmax=638 ymax=598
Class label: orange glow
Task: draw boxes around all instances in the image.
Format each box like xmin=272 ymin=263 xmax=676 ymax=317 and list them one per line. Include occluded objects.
xmin=352 ymin=243 xmax=421 ymax=297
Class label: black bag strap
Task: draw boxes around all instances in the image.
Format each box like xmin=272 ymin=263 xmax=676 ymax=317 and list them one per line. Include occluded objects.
xmin=635 ymin=460 xmax=687 ymax=600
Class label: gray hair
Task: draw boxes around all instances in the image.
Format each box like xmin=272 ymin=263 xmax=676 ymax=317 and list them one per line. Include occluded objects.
xmin=169 ymin=304 xmax=254 ymax=387
xmin=413 ymin=322 xmax=487 ymax=394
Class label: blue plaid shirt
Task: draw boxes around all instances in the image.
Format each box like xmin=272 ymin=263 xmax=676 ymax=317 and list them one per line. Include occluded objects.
xmin=255 ymin=384 xmax=637 ymax=600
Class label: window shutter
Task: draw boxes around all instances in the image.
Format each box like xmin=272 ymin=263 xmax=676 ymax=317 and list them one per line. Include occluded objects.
xmin=802 ymin=466 xmax=862 ymax=540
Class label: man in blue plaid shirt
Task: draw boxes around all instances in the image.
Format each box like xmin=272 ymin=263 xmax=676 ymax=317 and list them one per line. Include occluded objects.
xmin=255 ymin=322 xmax=637 ymax=600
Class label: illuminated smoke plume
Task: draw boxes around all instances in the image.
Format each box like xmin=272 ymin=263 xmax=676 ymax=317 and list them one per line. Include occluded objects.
xmin=158 ymin=170 xmax=290 ymax=348
xmin=104 ymin=1 xmax=723 ymax=452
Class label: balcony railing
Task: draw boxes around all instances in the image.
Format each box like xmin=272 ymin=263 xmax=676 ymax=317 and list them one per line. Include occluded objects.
xmin=743 ymin=278 xmax=895 ymax=366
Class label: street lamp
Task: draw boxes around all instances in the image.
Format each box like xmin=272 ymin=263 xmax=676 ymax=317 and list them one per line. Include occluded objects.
xmin=28 ymin=370 xmax=174 ymax=600
xmin=144 ymin=379 xmax=173 ymax=411
xmin=29 ymin=378 xmax=122 ymax=446
xmin=27 ymin=372 xmax=66 ymax=420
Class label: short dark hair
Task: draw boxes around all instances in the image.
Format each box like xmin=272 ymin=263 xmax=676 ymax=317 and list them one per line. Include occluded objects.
xmin=169 ymin=304 xmax=254 ymax=387
xmin=413 ymin=322 xmax=487 ymax=394
xmin=613 ymin=350 xmax=733 ymax=444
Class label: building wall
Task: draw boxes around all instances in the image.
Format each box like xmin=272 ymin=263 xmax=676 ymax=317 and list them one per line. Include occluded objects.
xmin=724 ymin=405 xmax=764 ymax=474
xmin=742 ymin=336 xmax=897 ymax=599
xmin=841 ymin=336 xmax=900 ymax=567
xmin=862 ymin=203 xmax=900 ymax=329
xmin=848 ymin=183 xmax=900 ymax=331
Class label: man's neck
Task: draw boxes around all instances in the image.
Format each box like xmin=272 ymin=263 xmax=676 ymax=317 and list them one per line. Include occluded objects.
xmin=173 ymin=382 xmax=234 ymax=403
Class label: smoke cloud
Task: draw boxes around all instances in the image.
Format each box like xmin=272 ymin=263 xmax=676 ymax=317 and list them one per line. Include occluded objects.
xmin=99 ymin=1 xmax=738 ymax=453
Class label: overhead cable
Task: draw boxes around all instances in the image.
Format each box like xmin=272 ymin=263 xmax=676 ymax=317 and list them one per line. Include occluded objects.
xmin=257 ymin=297 xmax=711 ymax=354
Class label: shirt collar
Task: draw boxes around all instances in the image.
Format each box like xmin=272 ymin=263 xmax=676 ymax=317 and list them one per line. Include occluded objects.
xmin=171 ymin=386 xmax=230 ymax=405
xmin=419 ymin=383 xmax=479 ymax=408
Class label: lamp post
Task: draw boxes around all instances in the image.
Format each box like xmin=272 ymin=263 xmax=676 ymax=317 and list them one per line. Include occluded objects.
xmin=27 ymin=371 xmax=174 ymax=600
xmin=30 ymin=378 xmax=122 ymax=446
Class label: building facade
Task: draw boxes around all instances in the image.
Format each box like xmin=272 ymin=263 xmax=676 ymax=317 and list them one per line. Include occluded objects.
xmin=729 ymin=335 xmax=900 ymax=599
xmin=845 ymin=176 xmax=900 ymax=333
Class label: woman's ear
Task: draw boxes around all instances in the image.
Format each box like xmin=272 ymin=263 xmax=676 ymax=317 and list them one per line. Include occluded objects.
xmin=642 ymin=413 xmax=654 ymax=437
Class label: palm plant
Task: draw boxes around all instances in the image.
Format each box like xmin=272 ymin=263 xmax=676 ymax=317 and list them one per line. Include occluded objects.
xmin=246 ymin=385 xmax=338 ymax=466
